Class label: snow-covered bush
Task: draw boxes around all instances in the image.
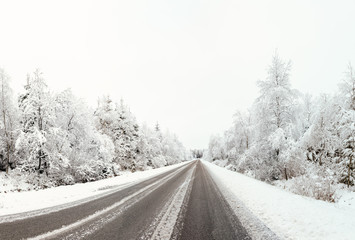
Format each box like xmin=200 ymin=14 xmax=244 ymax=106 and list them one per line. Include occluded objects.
xmin=56 ymin=174 xmax=75 ymax=186
xmin=282 ymin=164 xmax=337 ymax=202
xmin=213 ymin=159 xmax=229 ymax=168
xmin=151 ymin=156 xmax=167 ymax=168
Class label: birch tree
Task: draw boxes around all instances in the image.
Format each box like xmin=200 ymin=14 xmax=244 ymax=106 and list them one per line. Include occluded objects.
xmin=255 ymin=52 xmax=298 ymax=180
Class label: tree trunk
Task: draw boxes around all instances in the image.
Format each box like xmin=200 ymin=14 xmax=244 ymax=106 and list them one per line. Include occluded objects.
xmin=38 ymin=149 xmax=42 ymax=173
xmin=5 ymin=144 xmax=10 ymax=174
xmin=284 ymin=167 xmax=288 ymax=181
xmin=348 ymin=155 xmax=352 ymax=188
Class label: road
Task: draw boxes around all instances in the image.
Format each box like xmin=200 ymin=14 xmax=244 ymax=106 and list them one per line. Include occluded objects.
xmin=0 ymin=161 xmax=254 ymax=240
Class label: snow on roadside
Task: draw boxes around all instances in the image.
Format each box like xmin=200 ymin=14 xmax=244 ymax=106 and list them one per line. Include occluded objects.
xmin=0 ymin=162 xmax=190 ymax=217
xmin=337 ymin=189 xmax=355 ymax=210
xmin=203 ymin=160 xmax=355 ymax=240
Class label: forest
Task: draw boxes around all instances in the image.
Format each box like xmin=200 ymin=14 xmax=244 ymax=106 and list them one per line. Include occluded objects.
xmin=207 ymin=53 xmax=355 ymax=202
xmin=0 ymin=68 xmax=187 ymax=190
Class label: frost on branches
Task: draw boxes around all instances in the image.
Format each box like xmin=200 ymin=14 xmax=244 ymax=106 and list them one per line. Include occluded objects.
xmin=0 ymin=70 xmax=187 ymax=191
xmin=207 ymin=53 xmax=355 ymax=202
xmin=0 ymin=68 xmax=18 ymax=173
xmin=17 ymin=70 xmax=54 ymax=176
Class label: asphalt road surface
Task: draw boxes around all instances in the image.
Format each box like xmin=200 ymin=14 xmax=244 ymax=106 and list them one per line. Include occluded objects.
xmin=0 ymin=161 xmax=255 ymax=240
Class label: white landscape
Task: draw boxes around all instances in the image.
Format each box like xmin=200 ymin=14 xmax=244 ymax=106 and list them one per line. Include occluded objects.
xmin=1 ymin=161 xmax=354 ymax=239
xmin=204 ymin=161 xmax=355 ymax=240
xmin=0 ymin=1 xmax=355 ymax=240
xmin=0 ymin=162 xmax=189 ymax=217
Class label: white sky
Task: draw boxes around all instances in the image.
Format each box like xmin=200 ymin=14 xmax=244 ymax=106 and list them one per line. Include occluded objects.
xmin=1 ymin=0 xmax=355 ymax=149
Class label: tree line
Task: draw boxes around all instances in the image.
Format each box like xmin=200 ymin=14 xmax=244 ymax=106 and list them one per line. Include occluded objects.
xmin=207 ymin=53 xmax=355 ymax=201
xmin=0 ymin=69 xmax=187 ymax=187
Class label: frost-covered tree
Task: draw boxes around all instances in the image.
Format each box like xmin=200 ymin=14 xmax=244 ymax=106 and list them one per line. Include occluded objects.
xmin=339 ymin=63 xmax=355 ymax=110
xmin=113 ymin=99 xmax=139 ymax=170
xmin=16 ymin=70 xmax=54 ymax=175
xmin=136 ymin=124 xmax=153 ymax=169
xmin=338 ymin=109 xmax=355 ymax=187
xmin=207 ymin=55 xmax=355 ymax=201
xmin=207 ymin=134 xmax=226 ymax=161
xmin=301 ymin=93 xmax=314 ymax=132
xmin=337 ymin=63 xmax=355 ymax=187
xmin=232 ymin=111 xmax=252 ymax=154
xmin=254 ymin=52 xmax=299 ymax=180
xmin=223 ymin=127 xmax=238 ymax=162
xmin=0 ymin=67 xmax=187 ymax=189
xmin=161 ymin=131 xmax=180 ymax=165
xmin=136 ymin=124 xmax=186 ymax=168
xmin=94 ymin=95 xmax=117 ymax=138
xmin=94 ymin=97 xmax=139 ymax=171
xmin=136 ymin=123 xmax=165 ymax=169
xmin=256 ymin=52 xmax=296 ymax=130
xmin=54 ymin=90 xmax=115 ymax=183
xmin=302 ymin=94 xmax=340 ymax=166
xmin=0 ymin=68 xmax=19 ymax=173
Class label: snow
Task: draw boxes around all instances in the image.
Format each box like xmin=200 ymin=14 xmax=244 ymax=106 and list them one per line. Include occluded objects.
xmin=145 ymin=165 xmax=195 ymax=240
xmin=203 ymin=160 xmax=355 ymax=240
xmin=0 ymin=161 xmax=189 ymax=218
xmin=337 ymin=189 xmax=355 ymax=210
xmin=29 ymin=163 xmax=192 ymax=240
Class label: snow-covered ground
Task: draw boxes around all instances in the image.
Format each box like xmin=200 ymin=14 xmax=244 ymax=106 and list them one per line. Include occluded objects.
xmin=203 ymin=160 xmax=355 ymax=240
xmin=2 ymin=160 xmax=354 ymax=240
xmin=0 ymin=162 xmax=189 ymax=217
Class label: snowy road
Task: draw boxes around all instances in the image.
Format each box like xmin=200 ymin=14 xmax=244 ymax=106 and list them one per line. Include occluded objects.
xmin=0 ymin=161 xmax=258 ymax=240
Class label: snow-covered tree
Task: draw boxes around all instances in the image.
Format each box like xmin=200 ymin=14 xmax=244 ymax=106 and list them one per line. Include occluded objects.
xmin=256 ymin=52 xmax=297 ymax=130
xmin=337 ymin=63 xmax=355 ymax=187
xmin=136 ymin=123 xmax=165 ymax=169
xmin=301 ymin=93 xmax=314 ymax=132
xmin=94 ymin=95 xmax=117 ymax=138
xmin=113 ymin=99 xmax=139 ymax=170
xmin=54 ymin=90 xmax=115 ymax=183
xmin=207 ymin=134 xmax=226 ymax=161
xmin=338 ymin=109 xmax=355 ymax=187
xmin=161 ymin=130 xmax=182 ymax=165
xmin=231 ymin=110 xmax=252 ymax=155
xmin=94 ymin=97 xmax=139 ymax=171
xmin=0 ymin=67 xmax=187 ymax=188
xmin=16 ymin=70 xmax=54 ymax=175
xmin=302 ymin=94 xmax=340 ymax=166
xmin=0 ymin=68 xmax=19 ymax=173
xmin=206 ymin=55 xmax=355 ymax=201
xmin=252 ymin=52 xmax=299 ymax=180
xmin=339 ymin=63 xmax=355 ymax=110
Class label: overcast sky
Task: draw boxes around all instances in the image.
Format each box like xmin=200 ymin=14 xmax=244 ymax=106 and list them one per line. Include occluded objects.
xmin=1 ymin=0 xmax=355 ymax=149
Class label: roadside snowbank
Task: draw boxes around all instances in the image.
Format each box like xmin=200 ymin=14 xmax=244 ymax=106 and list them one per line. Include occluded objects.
xmin=203 ymin=160 xmax=355 ymax=240
xmin=274 ymin=176 xmax=355 ymax=210
xmin=0 ymin=161 xmax=189 ymax=216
